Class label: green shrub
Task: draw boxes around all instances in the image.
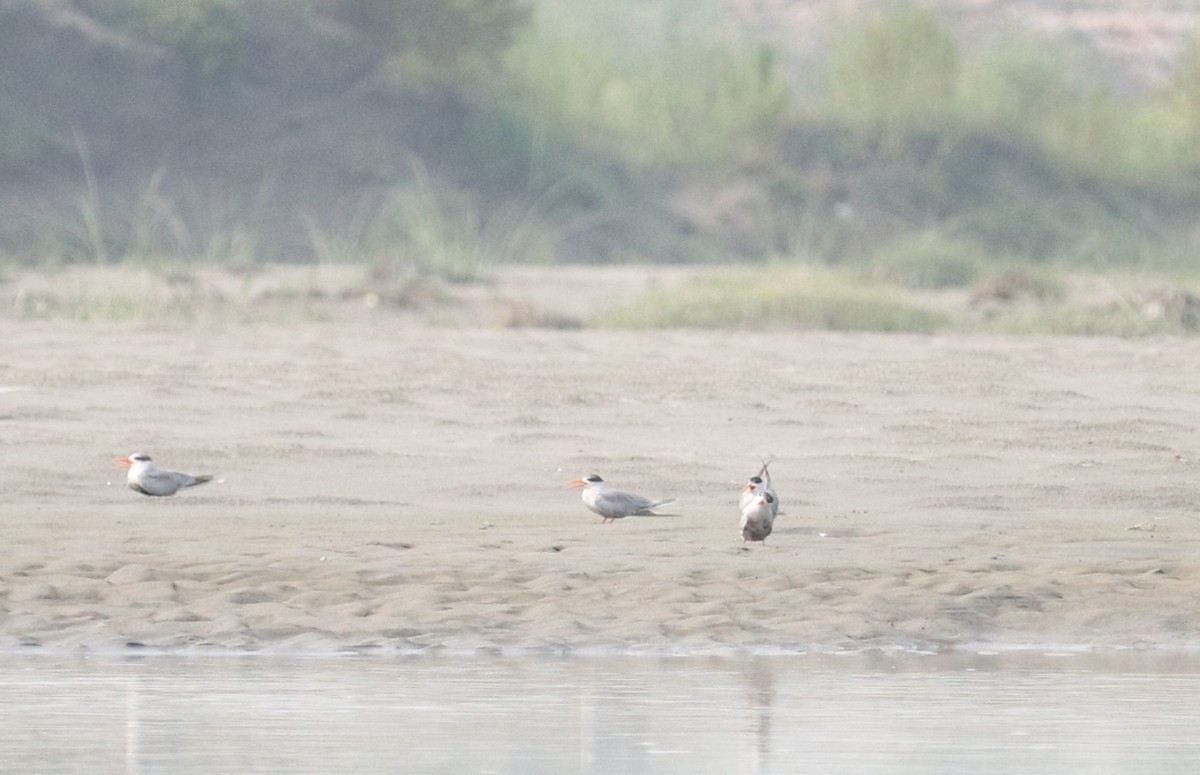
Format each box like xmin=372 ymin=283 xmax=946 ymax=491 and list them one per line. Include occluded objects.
xmin=872 ymin=232 xmax=982 ymax=289
xmin=352 ymin=164 xmax=556 ymax=281
xmin=503 ymin=0 xmax=790 ymax=167
xmin=956 ymin=32 xmax=1197 ymax=186
xmin=826 ymin=8 xmax=959 ymax=140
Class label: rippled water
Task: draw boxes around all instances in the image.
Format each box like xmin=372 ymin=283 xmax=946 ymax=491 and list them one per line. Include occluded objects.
xmin=2 ymin=651 xmax=1200 ymax=773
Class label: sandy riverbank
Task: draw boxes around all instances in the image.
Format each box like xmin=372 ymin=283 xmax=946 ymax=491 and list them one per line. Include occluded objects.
xmin=2 ymin=319 xmax=1199 ymax=653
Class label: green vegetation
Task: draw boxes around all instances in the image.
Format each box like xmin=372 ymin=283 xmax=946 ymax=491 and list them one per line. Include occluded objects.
xmin=596 ymin=268 xmax=948 ymax=332
xmin=827 ymin=8 xmax=960 ymax=141
xmin=5 ymin=0 xmax=1200 ymax=333
xmin=502 ymin=2 xmax=789 ymax=167
xmin=310 ymin=161 xmax=556 ymax=283
xmin=869 ymin=232 xmax=984 ymax=289
xmin=592 ymin=264 xmax=1200 ymax=336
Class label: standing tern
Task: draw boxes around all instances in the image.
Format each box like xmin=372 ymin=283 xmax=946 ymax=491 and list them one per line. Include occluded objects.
xmin=569 ymin=474 xmax=675 ymax=523
xmin=740 ymin=490 xmax=777 ymax=544
xmin=116 ymin=452 xmax=213 ymax=497
xmin=739 ymin=459 xmax=779 ymax=515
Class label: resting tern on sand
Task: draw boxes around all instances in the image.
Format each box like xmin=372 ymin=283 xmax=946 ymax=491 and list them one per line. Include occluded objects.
xmin=739 ymin=459 xmax=779 ymax=515
xmin=740 ymin=490 xmax=777 ymax=544
xmin=569 ymin=475 xmax=676 ymax=523
xmin=116 ymin=452 xmax=213 ymax=497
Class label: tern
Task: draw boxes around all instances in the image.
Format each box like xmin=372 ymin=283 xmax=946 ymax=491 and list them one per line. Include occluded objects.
xmin=739 ymin=459 xmax=779 ymax=515
xmin=740 ymin=490 xmax=777 ymax=544
xmin=116 ymin=452 xmax=213 ymax=497
xmin=569 ymin=474 xmax=675 ymax=523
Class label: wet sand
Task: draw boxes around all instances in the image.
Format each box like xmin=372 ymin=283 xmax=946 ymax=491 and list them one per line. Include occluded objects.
xmin=2 ymin=319 xmax=1200 ymax=653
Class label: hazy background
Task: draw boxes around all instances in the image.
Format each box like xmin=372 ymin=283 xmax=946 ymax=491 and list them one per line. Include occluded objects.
xmin=3 ymin=0 xmax=1200 ymax=332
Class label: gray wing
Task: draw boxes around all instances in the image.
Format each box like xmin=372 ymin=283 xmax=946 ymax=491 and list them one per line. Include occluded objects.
xmin=144 ymin=469 xmax=211 ymax=495
xmin=595 ymin=490 xmax=673 ymax=518
xmin=174 ymin=471 xmax=213 ymax=489
xmin=133 ymin=468 xmax=181 ymax=496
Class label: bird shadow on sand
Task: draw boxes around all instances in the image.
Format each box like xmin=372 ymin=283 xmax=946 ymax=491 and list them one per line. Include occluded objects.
xmin=578 ymin=514 xmax=682 ymax=523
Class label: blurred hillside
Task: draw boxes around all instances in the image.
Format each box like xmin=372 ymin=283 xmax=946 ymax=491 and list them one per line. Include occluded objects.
xmin=2 ymin=0 xmax=1200 ymax=280
xmin=733 ymin=0 xmax=1200 ymax=93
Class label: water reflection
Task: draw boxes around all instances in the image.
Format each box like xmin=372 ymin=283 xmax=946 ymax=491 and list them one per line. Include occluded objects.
xmin=743 ymin=658 xmax=774 ymax=770
xmin=2 ymin=651 xmax=1200 ymax=773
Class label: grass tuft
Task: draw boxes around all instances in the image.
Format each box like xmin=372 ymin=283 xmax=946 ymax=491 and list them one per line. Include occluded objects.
xmin=870 ymin=231 xmax=984 ymax=289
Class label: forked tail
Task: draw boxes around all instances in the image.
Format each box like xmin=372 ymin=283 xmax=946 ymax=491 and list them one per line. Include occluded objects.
xmin=640 ymin=497 xmax=678 ymax=516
